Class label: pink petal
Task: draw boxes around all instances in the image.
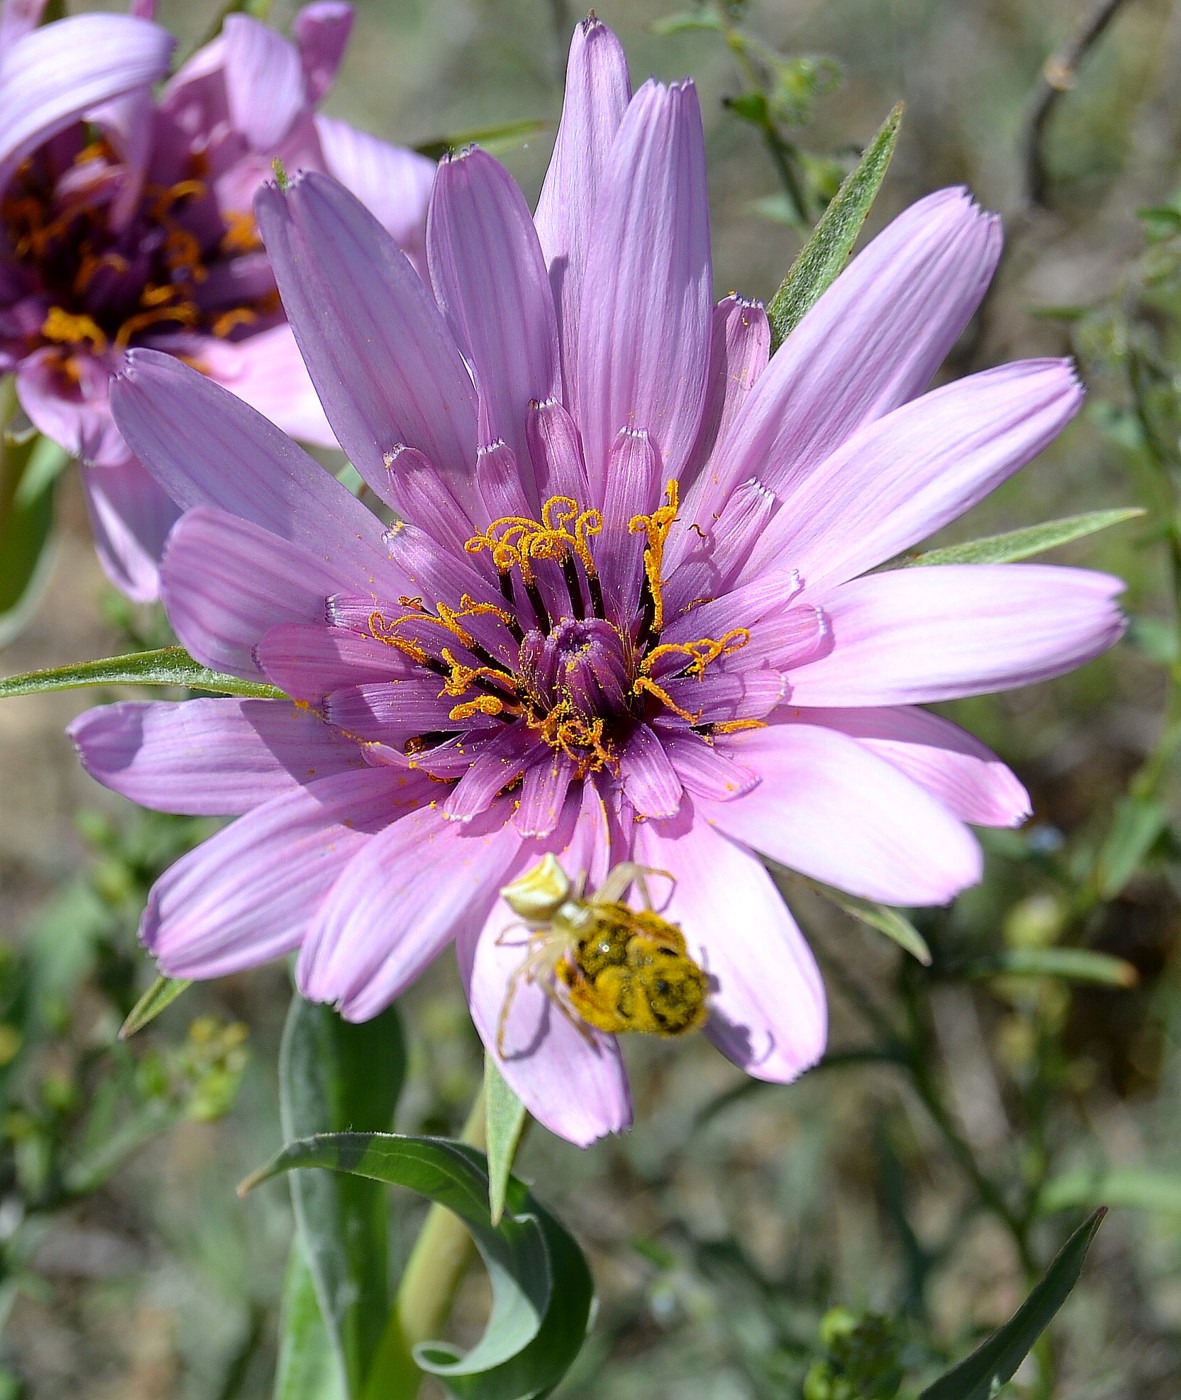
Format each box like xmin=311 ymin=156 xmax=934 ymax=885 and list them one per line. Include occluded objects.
xmin=223 ymin=14 xmax=305 ymax=151
xmin=658 ymin=730 xmax=760 ymax=802
xmin=534 ymin=15 xmax=631 ymax=405
xmin=294 ymin=2 xmax=354 ymax=104
xmin=577 ymin=78 xmax=712 ymax=493
xmin=695 ymin=189 xmax=1001 ymax=526
xmin=0 ymin=13 xmax=173 ymax=185
xmin=111 ymin=351 xmax=392 ymax=585
xmin=790 ymin=564 xmax=1126 ymax=706
xmin=160 ymin=507 xmax=355 ymax=678
xmin=255 ymin=622 xmax=405 ymax=702
xmin=428 ymin=148 xmax=559 ymax=471
xmin=314 ymin=114 xmax=434 ymax=276
xmin=704 ymin=723 xmax=983 ymax=904
xmin=299 ymin=801 xmax=522 ymax=1022
xmin=745 ymin=360 xmax=1083 ymax=591
xmin=69 ymin=697 xmax=366 ymax=815
xmin=791 ymin=706 xmax=1030 ymax=827
xmin=635 ymin=812 xmax=826 ymax=1081
xmin=619 ymin=723 xmax=682 ymax=818
xmin=681 ymin=295 xmax=770 ymax=490
xmin=255 ymin=170 xmax=478 ymax=496
xmin=78 ymin=453 xmax=180 ymax=603
xmin=142 ymin=768 xmax=415 ymax=979
xmin=16 ymin=348 xmax=123 ymax=466
xmin=183 ymin=325 xmax=336 ymax=448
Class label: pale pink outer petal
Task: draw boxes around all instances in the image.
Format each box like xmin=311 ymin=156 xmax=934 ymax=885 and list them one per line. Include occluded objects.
xmin=577 ymin=78 xmax=712 ymax=495
xmin=185 ymin=325 xmax=336 ymax=448
xmin=294 ymin=2 xmax=354 ymax=104
xmin=160 ymin=507 xmax=357 ymax=678
xmin=315 ymin=114 xmax=434 ymax=273
xmin=791 ymin=565 xmax=1126 ymax=707
xmin=458 ymin=782 xmax=633 ymax=1146
xmin=16 ymin=349 xmax=124 ymax=466
xmin=743 ymin=360 xmax=1083 ymax=592
xmin=69 ymin=697 xmax=366 ymax=815
xmin=255 ymin=171 xmax=478 ymax=496
xmin=702 ymin=724 xmax=983 ymax=904
xmin=222 ymin=14 xmax=305 ymax=151
xmin=634 ymin=812 xmax=826 ymax=1081
xmin=534 ymin=15 xmax=631 ymax=405
xmin=111 ymin=350 xmax=393 ymax=585
xmin=78 ymin=455 xmax=180 ymax=604
xmin=693 ymin=188 xmax=1001 ymax=523
xmin=0 ymin=14 xmax=174 ymax=185
xmin=428 ymin=148 xmax=559 ymax=471
xmin=789 ymin=705 xmax=1030 ymax=827
xmin=142 ymin=768 xmax=419 ymax=979
xmin=0 ymin=1 xmax=50 ymax=49
xmin=298 ymin=802 xmax=524 ymax=1022
xmin=255 ymin=623 xmax=406 ymax=703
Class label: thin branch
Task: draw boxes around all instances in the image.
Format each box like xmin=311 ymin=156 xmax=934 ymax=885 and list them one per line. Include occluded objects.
xmin=1023 ymin=0 xmax=1134 ymax=210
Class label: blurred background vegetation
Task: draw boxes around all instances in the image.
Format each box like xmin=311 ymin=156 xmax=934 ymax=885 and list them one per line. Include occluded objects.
xmin=3 ymin=0 xmax=1181 ymax=1395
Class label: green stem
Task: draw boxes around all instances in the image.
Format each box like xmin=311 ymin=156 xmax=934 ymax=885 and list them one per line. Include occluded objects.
xmin=362 ymin=1088 xmax=487 ymax=1400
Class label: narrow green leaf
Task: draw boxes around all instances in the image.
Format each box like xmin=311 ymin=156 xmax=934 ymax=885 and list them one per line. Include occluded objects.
xmin=274 ymin=1240 xmax=348 ymax=1400
xmin=119 ymin=975 xmax=192 ymax=1039
xmin=1094 ymin=795 xmax=1169 ymax=899
xmin=279 ymin=998 xmax=406 ymax=1400
xmin=0 ymin=646 xmax=285 ymax=700
xmin=905 ymin=507 xmax=1143 ymax=568
xmin=484 ymin=1055 xmax=529 ymax=1227
xmin=416 ymin=120 xmax=549 ymax=162
xmin=955 ymin=947 xmax=1138 ymax=987
xmin=766 ymin=102 xmax=903 ymax=350
xmin=822 ymin=890 xmax=931 ymax=965
xmin=919 ymin=1209 xmax=1105 ymax=1400
xmin=0 ymin=429 xmax=61 ymax=645
xmin=242 ymin=1132 xmax=594 ymax=1400
xmin=1039 ymin=1167 xmax=1181 ymax=1217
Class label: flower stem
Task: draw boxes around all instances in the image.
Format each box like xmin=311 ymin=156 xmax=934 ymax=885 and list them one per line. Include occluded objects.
xmin=362 ymin=1087 xmax=487 ymax=1400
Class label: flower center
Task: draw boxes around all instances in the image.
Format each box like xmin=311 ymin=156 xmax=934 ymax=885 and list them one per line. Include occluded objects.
xmin=361 ymin=486 xmax=752 ymax=777
xmin=1 ymin=135 xmax=279 ymax=373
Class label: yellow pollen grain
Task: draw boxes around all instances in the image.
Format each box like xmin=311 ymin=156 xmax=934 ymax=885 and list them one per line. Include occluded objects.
xmin=41 ymin=307 xmax=107 ymax=353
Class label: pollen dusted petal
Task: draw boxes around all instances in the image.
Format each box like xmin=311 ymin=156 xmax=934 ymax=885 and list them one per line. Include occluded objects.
xmin=515 ymin=753 xmax=576 ymax=837
xmin=662 ymin=665 xmax=784 ymax=726
xmin=619 ymin=723 xmax=682 ymax=818
xmin=526 ymin=397 xmax=591 ymax=503
xmin=324 ymin=677 xmax=477 ymax=746
xmin=443 ymin=726 xmax=534 ymax=822
xmin=254 ymin=622 xmax=407 ymax=703
xmin=386 ymin=443 xmax=483 ymax=557
xmin=681 ymin=294 xmax=771 ymax=490
xmin=657 ymin=730 xmax=761 ymax=802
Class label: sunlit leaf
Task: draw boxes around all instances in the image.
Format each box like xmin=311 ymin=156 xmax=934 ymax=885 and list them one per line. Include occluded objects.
xmin=955 ymin=947 xmax=1138 ymax=987
xmin=905 ymin=507 xmax=1143 ymax=568
xmin=1039 ymin=1167 xmax=1181 ymax=1217
xmin=119 ymin=975 xmax=192 ymax=1039
xmin=919 ymin=1210 xmax=1105 ymax=1400
xmin=416 ymin=120 xmax=549 ymax=162
xmin=279 ymin=998 xmax=405 ymax=1399
xmin=274 ymin=1240 xmax=348 ymax=1400
xmin=1093 ymin=795 xmax=1169 ymax=899
xmin=484 ymin=1055 xmax=529 ymax=1226
xmin=0 ymin=431 xmax=63 ymax=646
xmin=0 ymin=646 xmax=284 ymax=700
xmin=242 ymin=1132 xmax=594 ymax=1400
xmin=766 ymin=102 xmax=903 ymax=349
xmin=822 ymin=890 xmax=931 ymax=965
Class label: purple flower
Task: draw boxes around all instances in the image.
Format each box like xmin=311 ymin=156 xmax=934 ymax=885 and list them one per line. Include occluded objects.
xmin=71 ymin=18 xmax=1124 ymax=1145
xmin=0 ymin=0 xmax=433 ymax=599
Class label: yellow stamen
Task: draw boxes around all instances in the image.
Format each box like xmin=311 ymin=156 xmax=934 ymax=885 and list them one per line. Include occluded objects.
xmin=367 ymin=611 xmax=428 ymax=663
xmin=450 ymin=696 xmax=505 ymax=721
xmin=632 ymin=675 xmax=701 ymax=725
xmin=629 ymin=479 xmax=679 ymax=633
xmin=41 ymin=306 xmax=108 ymax=353
xmin=211 ymin=307 xmax=259 ymax=338
xmin=114 ymin=303 xmax=198 ymax=350
xmin=221 ymin=209 xmax=260 ymax=255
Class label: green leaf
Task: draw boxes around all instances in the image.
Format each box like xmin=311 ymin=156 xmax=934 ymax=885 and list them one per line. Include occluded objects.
xmin=905 ymin=507 xmax=1143 ymax=568
xmin=766 ymin=102 xmax=903 ymax=350
xmin=1093 ymin=795 xmax=1169 ymax=899
xmin=0 ymin=429 xmax=62 ymax=646
xmin=484 ymin=1055 xmax=529 ymax=1227
xmin=651 ymin=10 xmax=724 ymax=35
xmin=955 ymin=947 xmax=1139 ymax=987
xmin=823 ymin=890 xmax=931 ymax=966
xmin=279 ymin=998 xmax=406 ymax=1400
xmin=1039 ymin=1167 xmax=1181 ymax=1217
xmin=119 ymin=975 xmax=192 ymax=1038
xmin=0 ymin=646 xmax=285 ymax=700
xmin=242 ymin=1132 xmax=594 ymax=1400
xmin=274 ymin=1239 xmax=348 ymax=1400
xmin=416 ymin=120 xmax=549 ymax=162
xmin=919 ymin=1209 xmax=1105 ymax=1400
